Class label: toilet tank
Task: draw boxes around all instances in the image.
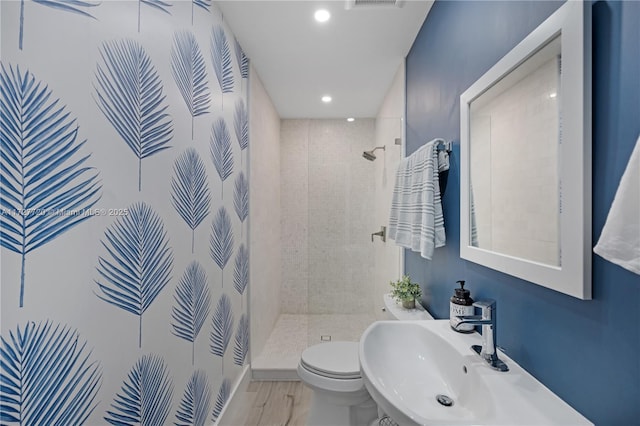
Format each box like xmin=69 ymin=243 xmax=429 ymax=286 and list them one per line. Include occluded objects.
xmin=382 ymin=293 xmax=434 ymax=321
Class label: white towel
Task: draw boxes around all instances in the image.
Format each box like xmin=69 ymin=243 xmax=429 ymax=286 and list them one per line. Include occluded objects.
xmin=388 ymin=139 xmax=448 ymax=259
xmin=594 ymin=135 xmax=640 ymax=275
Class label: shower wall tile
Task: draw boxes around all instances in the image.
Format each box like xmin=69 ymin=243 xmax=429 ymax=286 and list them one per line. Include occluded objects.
xmin=250 ymin=68 xmax=283 ymax=360
xmin=308 ymin=119 xmax=376 ymax=314
xmin=281 ymin=118 xmax=377 ymax=315
xmin=280 ymin=120 xmax=309 ymax=313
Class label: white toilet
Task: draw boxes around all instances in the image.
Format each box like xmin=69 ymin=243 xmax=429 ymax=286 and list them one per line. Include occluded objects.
xmin=297 ymin=294 xmax=433 ymax=426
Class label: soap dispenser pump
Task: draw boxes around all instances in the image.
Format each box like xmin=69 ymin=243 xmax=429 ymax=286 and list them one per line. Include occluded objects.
xmin=450 ymin=280 xmax=474 ymax=333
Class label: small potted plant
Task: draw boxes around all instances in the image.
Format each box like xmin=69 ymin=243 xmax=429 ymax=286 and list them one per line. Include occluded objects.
xmin=390 ymin=275 xmax=422 ymax=309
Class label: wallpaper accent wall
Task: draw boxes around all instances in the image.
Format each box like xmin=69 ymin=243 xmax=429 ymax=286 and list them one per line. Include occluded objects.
xmin=0 ymin=1 xmax=249 ymax=424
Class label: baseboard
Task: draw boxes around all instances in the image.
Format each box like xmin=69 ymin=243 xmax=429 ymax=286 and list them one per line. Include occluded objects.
xmin=216 ymin=365 xmax=251 ymax=425
xmin=252 ymin=367 xmax=300 ymax=381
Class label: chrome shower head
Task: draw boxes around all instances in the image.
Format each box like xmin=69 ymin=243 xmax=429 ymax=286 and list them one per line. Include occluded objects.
xmin=362 ymin=150 xmax=377 ymax=161
xmin=362 ymin=146 xmax=385 ymax=161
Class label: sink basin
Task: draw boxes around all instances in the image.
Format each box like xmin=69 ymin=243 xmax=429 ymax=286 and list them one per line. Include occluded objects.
xmin=359 ymin=320 xmax=592 ymax=425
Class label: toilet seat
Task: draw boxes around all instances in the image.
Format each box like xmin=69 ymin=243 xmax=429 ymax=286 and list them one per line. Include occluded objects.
xmin=300 ymin=341 xmax=361 ymax=380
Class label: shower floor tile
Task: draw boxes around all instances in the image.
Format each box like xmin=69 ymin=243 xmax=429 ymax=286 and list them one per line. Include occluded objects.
xmin=252 ymin=313 xmax=376 ymax=380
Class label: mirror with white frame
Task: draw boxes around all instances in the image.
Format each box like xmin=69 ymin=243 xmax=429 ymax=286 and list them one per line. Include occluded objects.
xmin=460 ymin=1 xmax=592 ymax=299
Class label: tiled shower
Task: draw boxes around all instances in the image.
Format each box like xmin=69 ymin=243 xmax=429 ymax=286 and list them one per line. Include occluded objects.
xmin=282 ymin=119 xmax=378 ymax=316
xmin=253 ymin=119 xmax=378 ymax=376
xmin=251 ymin=64 xmax=405 ymax=377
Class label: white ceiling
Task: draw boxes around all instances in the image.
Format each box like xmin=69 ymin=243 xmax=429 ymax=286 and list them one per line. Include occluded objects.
xmin=217 ymin=1 xmax=433 ymax=119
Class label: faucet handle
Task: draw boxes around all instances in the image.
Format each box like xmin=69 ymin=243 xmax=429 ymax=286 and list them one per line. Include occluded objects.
xmin=472 ymin=299 xmax=495 ymax=310
xmin=472 ymin=299 xmax=495 ymax=318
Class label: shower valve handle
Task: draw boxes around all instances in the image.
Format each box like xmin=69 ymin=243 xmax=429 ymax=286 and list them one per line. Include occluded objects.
xmin=371 ymin=226 xmax=386 ymax=242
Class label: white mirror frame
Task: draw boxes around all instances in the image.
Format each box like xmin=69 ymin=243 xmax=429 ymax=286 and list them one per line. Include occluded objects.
xmin=460 ymin=1 xmax=592 ymax=299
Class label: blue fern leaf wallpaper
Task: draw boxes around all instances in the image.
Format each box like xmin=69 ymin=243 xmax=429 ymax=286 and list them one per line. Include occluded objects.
xmin=138 ymin=0 xmax=172 ymax=32
xmin=171 ymin=148 xmax=211 ymax=253
xmin=233 ymin=37 xmax=249 ymax=80
xmin=104 ymin=354 xmax=173 ymax=426
xmin=16 ymin=0 xmax=98 ymax=50
xmin=95 ymin=202 xmax=174 ymax=347
xmin=234 ymin=98 xmax=249 ymax=165
xmin=210 ymin=117 xmax=234 ymax=198
xmin=175 ymin=369 xmax=211 ymax=426
xmin=210 ymin=25 xmax=234 ymax=109
xmin=171 ymin=261 xmax=211 ymax=365
xmin=210 ymin=293 xmax=233 ymax=373
xmin=191 ymin=0 xmax=210 ymax=24
xmin=1 ymin=2 xmax=250 ymax=423
xmin=94 ymin=38 xmax=173 ymax=191
xmin=211 ymin=378 xmax=231 ymax=422
xmin=171 ymin=31 xmax=210 ymax=139
xmin=233 ymin=243 xmax=249 ymax=295
xmin=0 ymin=321 xmax=102 ymax=425
xmin=0 ymin=63 xmax=102 ymax=308
xmin=233 ymin=171 xmax=249 ymax=234
xmin=233 ymin=313 xmax=249 ymax=366
xmin=210 ymin=206 xmax=234 ymax=287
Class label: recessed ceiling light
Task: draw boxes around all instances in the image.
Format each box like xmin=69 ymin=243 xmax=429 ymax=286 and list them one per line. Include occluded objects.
xmin=549 ymin=92 xmax=557 ymax=98
xmin=347 ymin=118 xmax=355 ymax=122
xmin=321 ymin=95 xmax=332 ymax=103
xmin=314 ymin=9 xmax=331 ymax=23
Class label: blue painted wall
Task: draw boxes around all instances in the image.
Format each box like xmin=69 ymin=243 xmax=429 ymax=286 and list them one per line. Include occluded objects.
xmin=405 ymin=1 xmax=639 ymax=424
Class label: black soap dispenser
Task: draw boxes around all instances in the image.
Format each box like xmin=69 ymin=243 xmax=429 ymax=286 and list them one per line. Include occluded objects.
xmin=450 ymin=280 xmax=474 ymax=333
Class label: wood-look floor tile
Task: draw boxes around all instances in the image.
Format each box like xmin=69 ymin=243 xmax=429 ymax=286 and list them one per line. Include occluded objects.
xmin=227 ymin=381 xmax=311 ymax=426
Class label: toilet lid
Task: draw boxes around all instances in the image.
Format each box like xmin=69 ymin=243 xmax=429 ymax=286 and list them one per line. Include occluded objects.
xmin=300 ymin=342 xmax=361 ymax=379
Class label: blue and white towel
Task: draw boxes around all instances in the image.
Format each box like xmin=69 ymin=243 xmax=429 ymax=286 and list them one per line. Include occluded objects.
xmin=388 ymin=139 xmax=449 ymax=259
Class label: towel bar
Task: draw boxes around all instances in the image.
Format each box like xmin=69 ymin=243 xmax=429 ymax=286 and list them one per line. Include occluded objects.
xmin=436 ymin=140 xmax=452 ymax=153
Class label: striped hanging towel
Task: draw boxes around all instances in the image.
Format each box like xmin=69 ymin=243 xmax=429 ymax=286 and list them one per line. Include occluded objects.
xmin=388 ymin=139 xmax=448 ymax=259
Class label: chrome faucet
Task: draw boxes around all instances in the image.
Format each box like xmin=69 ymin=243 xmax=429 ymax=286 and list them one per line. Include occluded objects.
xmin=451 ymin=299 xmax=509 ymax=372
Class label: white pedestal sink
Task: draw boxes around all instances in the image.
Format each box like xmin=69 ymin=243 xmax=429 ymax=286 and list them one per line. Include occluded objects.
xmin=359 ymin=320 xmax=592 ymax=425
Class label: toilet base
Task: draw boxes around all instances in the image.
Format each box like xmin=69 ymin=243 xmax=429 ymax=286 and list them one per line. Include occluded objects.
xmin=306 ymin=391 xmax=378 ymax=426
